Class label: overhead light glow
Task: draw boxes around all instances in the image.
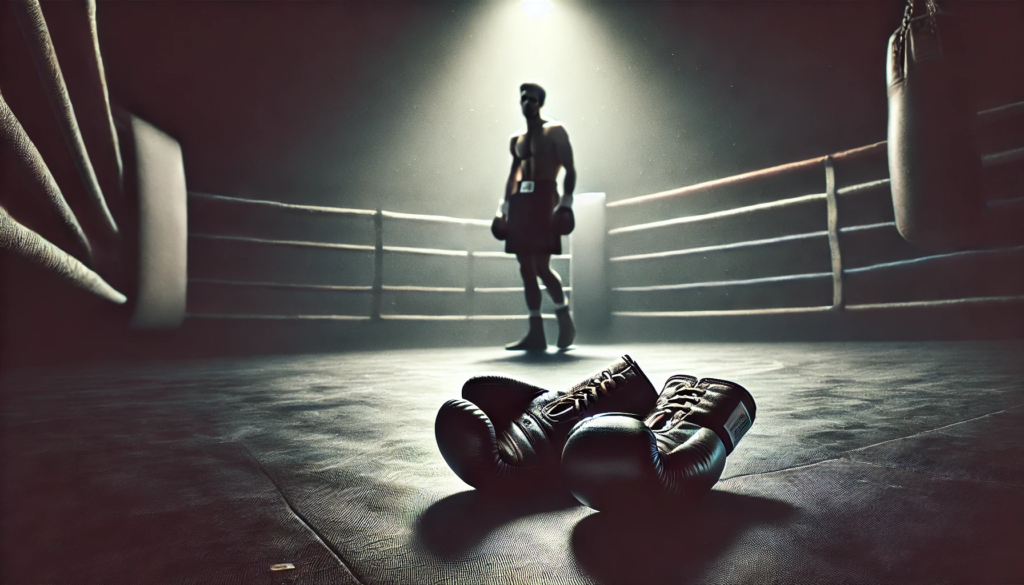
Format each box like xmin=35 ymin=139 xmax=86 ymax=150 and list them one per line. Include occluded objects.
xmin=521 ymin=0 xmax=552 ymax=19
xmin=348 ymin=0 xmax=674 ymax=217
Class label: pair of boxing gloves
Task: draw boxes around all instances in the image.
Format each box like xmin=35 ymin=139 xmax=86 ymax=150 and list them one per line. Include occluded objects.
xmin=491 ymin=200 xmax=575 ymax=241
xmin=434 ymin=355 xmax=755 ymax=512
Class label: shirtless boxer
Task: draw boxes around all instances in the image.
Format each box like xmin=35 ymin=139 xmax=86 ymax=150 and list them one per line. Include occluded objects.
xmin=496 ymin=82 xmax=576 ymax=350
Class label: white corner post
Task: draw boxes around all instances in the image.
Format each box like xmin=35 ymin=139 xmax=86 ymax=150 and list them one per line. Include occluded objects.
xmin=129 ymin=115 xmax=188 ymax=328
xmin=570 ymin=192 xmax=608 ymax=341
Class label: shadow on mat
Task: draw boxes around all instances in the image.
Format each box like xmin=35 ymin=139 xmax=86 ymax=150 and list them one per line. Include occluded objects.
xmin=572 ymin=491 xmax=795 ymax=585
xmin=415 ymin=489 xmax=580 ymax=557
xmin=474 ymin=350 xmax=589 ymax=366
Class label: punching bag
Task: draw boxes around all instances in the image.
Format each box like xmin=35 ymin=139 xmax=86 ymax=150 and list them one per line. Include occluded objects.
xmin=887 ymin=0 xmax=982 ymax=249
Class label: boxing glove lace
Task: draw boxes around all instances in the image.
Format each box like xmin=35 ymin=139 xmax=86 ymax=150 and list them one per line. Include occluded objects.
xmin=562 ymin=374 xmax=756 ymax=512
xmin=434 ymin=355 xmax=658 ymax=492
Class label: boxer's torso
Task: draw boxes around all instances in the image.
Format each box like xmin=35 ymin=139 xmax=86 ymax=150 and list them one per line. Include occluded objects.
xmin=514 ymin=122 xmax=565 ymax=184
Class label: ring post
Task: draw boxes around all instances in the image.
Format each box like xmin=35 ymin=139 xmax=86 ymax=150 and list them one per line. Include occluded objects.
xmin=569 ymin=192 xmax=608 ymax=341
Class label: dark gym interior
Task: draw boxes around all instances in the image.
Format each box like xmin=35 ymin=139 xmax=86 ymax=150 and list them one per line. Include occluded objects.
xmin=1 ymin=1 xmax=1022 ymax=583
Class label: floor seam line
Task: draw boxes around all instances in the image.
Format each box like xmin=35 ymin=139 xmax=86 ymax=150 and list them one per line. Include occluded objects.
xmin=721 ymin=458 xmax=840 ymax=481
xmin=843 ymin=402 xmax=1024 ymax=455
xmin=721 ymin=404 xmax=1024 ymax=482
xmin=237 ymin=442 xmax=366 ymax=585
xmin=839 ymin=458 xmax=1024 ymax=488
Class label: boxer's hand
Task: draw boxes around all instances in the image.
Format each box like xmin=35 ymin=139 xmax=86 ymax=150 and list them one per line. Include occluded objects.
xmin=558 ymin=195 xmax=573 ymax=209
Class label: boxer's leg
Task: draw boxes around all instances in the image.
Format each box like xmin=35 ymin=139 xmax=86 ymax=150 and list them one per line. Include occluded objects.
xmin=536 ymin=254 xmax=575 ymax=348
xmin=518 ymin=253 xmax=542 ymax=311
xmin=534 ymin=254 xmax=565 ymax=305
xmin=506 ymin=253 xmax=546 ymax=350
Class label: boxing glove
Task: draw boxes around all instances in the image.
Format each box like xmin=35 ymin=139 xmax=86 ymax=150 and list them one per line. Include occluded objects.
xmin=561 ymin=374 xmax=755 ymax=512
xmin=434 ymin=355 xmax=658 ymax=492
xmin=491 ymin=199 xmax=509 ymax=240
xmin=552 ymin=206 xmax=575 ymax=236
xmin=491 ymin=215 xmax=508 ymax=240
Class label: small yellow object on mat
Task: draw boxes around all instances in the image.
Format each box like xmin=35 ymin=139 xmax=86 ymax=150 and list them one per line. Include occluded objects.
xmin=270 ymin=563 xmax=295 ymax=571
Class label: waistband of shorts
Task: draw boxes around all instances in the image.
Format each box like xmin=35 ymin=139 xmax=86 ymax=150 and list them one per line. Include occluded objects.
xmin=516 ymin=179 xmax=558 ymax=194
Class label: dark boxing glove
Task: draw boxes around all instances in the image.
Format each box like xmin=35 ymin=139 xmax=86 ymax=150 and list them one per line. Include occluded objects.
xmin=552 ymin=206 xmax=575 ymax=236
xmin=491 ymin=199 xmax=509 ymax=240
xmin=491 ymin=215 xmax=508 ymax=240
xmin=561 ymin=375 xmax=755 ymax=512
xmin=434 ymin=356 xmax=658 ymax=492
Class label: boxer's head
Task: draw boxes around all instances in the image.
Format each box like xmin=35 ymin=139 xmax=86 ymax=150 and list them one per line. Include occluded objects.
xmin=520 ymin=83 xmax=546 ymax=118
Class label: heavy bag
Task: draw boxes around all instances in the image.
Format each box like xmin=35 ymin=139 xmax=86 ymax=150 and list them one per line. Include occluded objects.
xmin=887 ymin=0 xmax=982 ymax=249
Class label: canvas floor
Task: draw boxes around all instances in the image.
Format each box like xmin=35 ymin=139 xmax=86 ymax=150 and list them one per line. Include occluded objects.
xmin=3 ymin=341 xmax=1022 ymax=584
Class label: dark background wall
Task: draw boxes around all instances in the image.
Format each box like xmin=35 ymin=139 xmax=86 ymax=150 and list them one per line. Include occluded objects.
xmin=1 ymin=1 xmax=1022 ymax=367
xmin=88 ymin=1 xmax=1022 ymax=215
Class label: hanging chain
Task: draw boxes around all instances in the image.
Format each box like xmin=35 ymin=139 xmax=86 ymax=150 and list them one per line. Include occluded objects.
xmin=894 ymin=0 xmax=941 ymax=74
xmin=900 ymin=0 xmax=917 ymax=39
xmin=894 ymin=0 xmax=916 ymax=72
xmin=924 ymin=0 xmax=939 ymax=34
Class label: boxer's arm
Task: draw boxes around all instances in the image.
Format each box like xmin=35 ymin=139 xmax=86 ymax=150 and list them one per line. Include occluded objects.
xmin=555 ymin=127 xmax=576 ymax=207
xmin=502 ymin=136 xmax=522 ymax=214
xmin=505 ymin=137 xmax=522 ymax=200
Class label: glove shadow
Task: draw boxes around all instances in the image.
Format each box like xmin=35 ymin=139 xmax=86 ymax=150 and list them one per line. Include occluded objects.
xmin=415 ymin=488 xmax=579 ymax=557
xmin=571 ymin=490 xmax=795 ymax=585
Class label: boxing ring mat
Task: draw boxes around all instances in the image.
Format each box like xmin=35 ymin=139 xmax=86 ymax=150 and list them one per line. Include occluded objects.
xmin=2 ymin=341 xmax=1022 ymax=584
